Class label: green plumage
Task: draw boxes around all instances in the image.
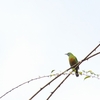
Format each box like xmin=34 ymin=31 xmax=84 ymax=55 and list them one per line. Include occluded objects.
xmin=66 ymin=52 xmax=79 ymax=77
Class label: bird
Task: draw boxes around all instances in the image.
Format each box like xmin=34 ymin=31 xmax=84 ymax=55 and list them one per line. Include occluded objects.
xmin=65 ymin=52 xmax=79 ymax=77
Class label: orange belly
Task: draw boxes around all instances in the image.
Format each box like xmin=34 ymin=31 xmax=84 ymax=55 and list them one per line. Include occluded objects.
xmin=69 ymin=58 xmax=77 ymax=66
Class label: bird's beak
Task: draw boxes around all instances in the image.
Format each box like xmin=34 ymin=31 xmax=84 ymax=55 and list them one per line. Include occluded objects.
xmin=65 ymin=53 xmax=68 ymax=55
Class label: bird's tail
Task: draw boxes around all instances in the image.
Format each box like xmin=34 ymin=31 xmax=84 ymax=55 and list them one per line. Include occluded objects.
xmin=75 ymin=69 xmax=79 ymax=77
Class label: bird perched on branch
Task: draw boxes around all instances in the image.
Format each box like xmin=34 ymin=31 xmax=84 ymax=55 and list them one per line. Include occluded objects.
xmin=65 ymin=52 xmax=79 ymax=77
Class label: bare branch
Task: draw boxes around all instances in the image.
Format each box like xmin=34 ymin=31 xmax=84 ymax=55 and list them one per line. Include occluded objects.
xmin=29 ymin=67 xmax=72 ymax=100
xmin=46 ymin=71 xmax=72 ymax=100
xmin=86 ymin=52 xmax=100 ymax=60
xmin=0 ymin=44 xmax=100 ymax=100
xmin=45 ymin=44 xmax=100 ymax=100
xmin=82 ymin=44 xmax=100 ymax=61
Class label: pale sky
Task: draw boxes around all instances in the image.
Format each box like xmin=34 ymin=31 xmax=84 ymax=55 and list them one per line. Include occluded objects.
xmin=0 ymin=0 xmax=100 ymax=100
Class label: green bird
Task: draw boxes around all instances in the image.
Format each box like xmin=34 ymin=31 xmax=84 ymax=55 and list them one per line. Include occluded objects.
xmin=65 ymin=52 xmax=79 ymax=77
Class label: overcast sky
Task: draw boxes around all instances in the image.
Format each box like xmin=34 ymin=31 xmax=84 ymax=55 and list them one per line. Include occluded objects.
xmin=0 ymin=0 xmax=100 ymax=100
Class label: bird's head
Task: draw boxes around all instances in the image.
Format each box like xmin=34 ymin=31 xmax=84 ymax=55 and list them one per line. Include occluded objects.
xmin=65 ymin=52 xmax=73 ymax=56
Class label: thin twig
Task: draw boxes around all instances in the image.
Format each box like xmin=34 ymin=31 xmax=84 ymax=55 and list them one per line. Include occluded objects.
xmin=82 ymin=44 xmax=100 ymax=61
xmin=0 ymin=66 xmax=72 ymax=99
xmin=0 ymin=75 xmax=51 ymax=99
xmin=29 ymin=44 xmax=100 ymax=100
xmin=46 ymin=65 xmax=81 ymax=100
xmin=29 ymin=59 xmax=85 ymax=100
xmin=86 ymin=52 xmax=100 ymax=60
xmin=46 ymin=71 xmax=72 ymax=100
xmin=29 ymin=67 xmax=71 ymax=100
